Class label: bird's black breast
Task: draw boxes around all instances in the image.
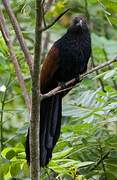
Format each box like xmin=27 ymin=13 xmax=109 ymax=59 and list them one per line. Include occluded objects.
xmin=55 ymin=31 xmax=91 ymax=83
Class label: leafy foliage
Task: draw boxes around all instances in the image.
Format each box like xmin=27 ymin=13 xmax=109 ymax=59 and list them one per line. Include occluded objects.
xmin=0 ymin=0 xmax=117 ymax=179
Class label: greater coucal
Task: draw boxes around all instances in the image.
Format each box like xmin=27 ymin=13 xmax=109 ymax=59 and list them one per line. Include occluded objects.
xmin=25 ymin=15 xmax=91 ymax=167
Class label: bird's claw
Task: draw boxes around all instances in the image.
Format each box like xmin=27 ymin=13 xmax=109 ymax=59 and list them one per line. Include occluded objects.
xmin=58 ymin=81 xmax=66 ymax=89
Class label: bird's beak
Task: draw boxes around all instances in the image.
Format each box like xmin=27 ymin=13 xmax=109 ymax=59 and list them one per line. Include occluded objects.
xmin=76 ymin=20 xmax=83 ymax=27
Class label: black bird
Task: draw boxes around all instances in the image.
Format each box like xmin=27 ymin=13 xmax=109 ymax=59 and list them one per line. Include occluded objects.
xmin=26 ymin=15 xmax=91 ymax=167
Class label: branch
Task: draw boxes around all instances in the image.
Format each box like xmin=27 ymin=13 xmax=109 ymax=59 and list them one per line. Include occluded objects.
xmin=88 ymin=151 xmax=110 ymax=172
xmin=30 ymin=0 xmax=43 ymax=179
xmin=103 ymin=47 xmax=117 ymax=90
xmin=42 ymin=31 xmax=50 ymax=61
xmin=0 ymin=10 xmax=31 ymax=112
xmin=98 ymin=144 xmax=108 ymax=179
xmin=39 ymin=8 xmax=71 ymax=32
xmin=0 ymin=76 xmax=11 ymax=151
xmin=84 ymin=0 xmax=105 ymax=91
xmin=2 ymin=0 xmax=33 ymax=75
xmin=91 ymin=53 xmax=105 ymax=92
xmin=41 ymin=57 xmax=117 ymax=99
xmin=42 ymin=0 xmax=55 ymax=33
xmin=41 ymin=0 xmax=54 ymax=60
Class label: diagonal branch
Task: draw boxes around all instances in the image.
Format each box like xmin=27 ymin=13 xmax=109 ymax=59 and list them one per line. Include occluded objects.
xmin=2 ymin=0 xmax=33 ymax=75
xmin=41 ymin=57 xmax=117 ymax=99
xmin=88 ymin=150 xmax=110 ymax=172
xmin=0 ymin=10 xmax=31 ymax=112
xmin=40 ymin=8 xmax=71 ymax=32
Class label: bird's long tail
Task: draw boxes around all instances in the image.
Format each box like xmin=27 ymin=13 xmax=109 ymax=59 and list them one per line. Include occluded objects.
xmin=25 ymin=94 xmax=62 ymax=167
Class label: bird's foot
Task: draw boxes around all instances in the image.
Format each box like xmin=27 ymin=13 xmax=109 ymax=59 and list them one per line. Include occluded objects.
xmin=74 ymin=75 xmax=80 ymax=83
xmin=58 ymin=81 xmax=66 ymax=89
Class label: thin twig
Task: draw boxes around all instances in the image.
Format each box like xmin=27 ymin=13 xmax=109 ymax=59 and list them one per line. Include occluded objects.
xmin=91 ymin=53 xmax=106 ymax=92
xmin=98 ymin=144 xmax=108 ymax=180
xmin=42 ymin=4 xmax=47 ymax=28
xmin=39 ymin=8 xmax=71 ymax=32
xmin=84 ymin=0 xmax=105 ymax=91
xmin=88 ymin=151 xmax=110 ymax=172
xmin=41 ymin=57 xmax=117 ymax=99
xmin=103 ymin=47 xmax=117 ymax=90
xmin=84 ymin=0 xmax=90 ymax=22
xmin=42 ymin=0 xmax=53 ymax=62
xmin=84 ymin=57 xmax=117 ymax=77
xmin=42 ymin=0 xmax=54 ymax=31
xmin=42 ymin=31 xmax=50 ymax=61
xmin=0 ymin=76 xmax=11 ymax=151
xmin=0 ymin=10 xmax=31 ymax=112
xmin=3 ymin=0 xmax=33 ymax=75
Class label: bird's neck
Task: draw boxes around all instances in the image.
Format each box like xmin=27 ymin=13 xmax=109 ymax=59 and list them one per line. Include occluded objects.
xmin=61 ymin=31 xmax=82 ymax=44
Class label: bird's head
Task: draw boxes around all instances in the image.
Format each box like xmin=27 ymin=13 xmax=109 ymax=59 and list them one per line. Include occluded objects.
xmin=68 ymin=15 xmax=88 ymax=33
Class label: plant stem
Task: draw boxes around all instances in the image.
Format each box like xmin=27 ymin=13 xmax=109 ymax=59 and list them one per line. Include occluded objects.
xmin=0 ymin=9 xmax=31 ymax=112
xmin=84 ymin=0 xmax=105 ymax=91
xmin=3 ymin=0 xmax=33 ymax=75
xmin=98 ymin=144 xmax=108 ymax=180
xmin=0 ymin=76 xmax=11 ymax=151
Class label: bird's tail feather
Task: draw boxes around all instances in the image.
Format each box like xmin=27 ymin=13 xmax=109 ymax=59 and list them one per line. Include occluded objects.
xmin=25 ymin=95 xmax=62 ymax=167
xmin=40 ymin=95 xmax=62 ymax=166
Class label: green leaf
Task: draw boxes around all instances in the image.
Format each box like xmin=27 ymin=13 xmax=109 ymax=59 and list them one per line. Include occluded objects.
xmin=52 ymin=148 xmax=73 ymax=160
xmin=14 ymin=143 xmax=25 ymax=153
xmin=22 ymin=162 xmax=29 ymax=177
xmin=10 ymin=162 xmax=20 ymax=177
xmin=0 ymin=163 xmax=10 ymax=178
xmin=77 ymin=161 xmax=95 ymax=168
xmin=1 ymin=148 xmax=15 ymax=160
xmin=103 ymin=69 xmax=116 ymax=80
